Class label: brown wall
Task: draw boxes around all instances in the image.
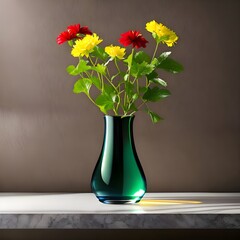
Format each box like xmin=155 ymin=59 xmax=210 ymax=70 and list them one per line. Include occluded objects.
xmin=0 ymin=0 xmax=239 ymax=192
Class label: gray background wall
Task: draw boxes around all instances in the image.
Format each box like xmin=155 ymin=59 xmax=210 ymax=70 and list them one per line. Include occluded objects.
xmin=0 ymin=0 xmax=239 ymax=192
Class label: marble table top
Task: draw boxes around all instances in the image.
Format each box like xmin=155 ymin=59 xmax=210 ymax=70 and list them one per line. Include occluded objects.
xmin=0 ymin=192 xmax=239 ymax=229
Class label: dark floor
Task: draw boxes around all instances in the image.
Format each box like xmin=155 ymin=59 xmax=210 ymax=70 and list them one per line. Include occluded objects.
xmin=0 ymin=230 xmax=240 ymax=240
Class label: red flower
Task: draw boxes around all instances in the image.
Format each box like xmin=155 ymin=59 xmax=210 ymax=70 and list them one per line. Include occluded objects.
xmin=67 ymin=24 xmax=92 ymax=36
xmin=56 ymin=31 xmax=73 ymax=45
xmin=75 ymin=26 xmax=92 ymax=36
xmin=67 ymin=24 xmax=81 ymax=35
xmin=119 ymin=30 xmax=148 ymax=48
xmin=56 ymin=24 xmax=92 ymax=45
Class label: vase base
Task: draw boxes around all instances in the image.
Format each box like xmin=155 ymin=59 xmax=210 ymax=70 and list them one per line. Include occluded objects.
xmin=97 ymin=196 xmax=142 ymax=204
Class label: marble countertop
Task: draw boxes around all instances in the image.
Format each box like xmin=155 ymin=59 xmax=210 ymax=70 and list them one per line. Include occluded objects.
xmin=0 ymin=193 xmax=240 ymax=229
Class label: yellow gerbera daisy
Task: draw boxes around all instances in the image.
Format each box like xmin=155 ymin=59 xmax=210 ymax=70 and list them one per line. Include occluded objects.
xmin=105 ymin=45 xmax=126 ymax=59
xmin=71 ymin=33 xmax=103 ymax=58
xmin=146 ymin=20 xmax=159 ymax=34
xmin=146 ymin=20 xmax=178 ymax=47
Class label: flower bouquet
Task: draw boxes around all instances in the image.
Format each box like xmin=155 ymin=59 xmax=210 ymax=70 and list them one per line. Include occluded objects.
xmin=56 ymin=20 xmax=183 ymax=122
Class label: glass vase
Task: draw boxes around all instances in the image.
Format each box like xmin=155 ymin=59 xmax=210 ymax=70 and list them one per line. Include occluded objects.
xmin=91 ymin=115 xmax=147 ymax=204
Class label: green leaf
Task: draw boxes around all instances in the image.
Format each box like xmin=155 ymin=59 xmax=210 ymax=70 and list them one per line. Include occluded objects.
xmin=103 ymin=84 xmax=118 ymax=103
xmin=150 ymin=78 xmax=168 ymax=87
xmin=124 ymin=73 xmax=129 ymax=81
xmin=152 ymin=33 xmax=169 ymax=44
xmin=104 ymin=84 xmax=115 ymax=95
xmin=66 ymin=65 xmax=78 ymax=76
xmin=143 ymin=87 xmax=171 ymax=102
xmin=76 ymin=60 xmax=91 ymax=73
xmin=131 ymin=61 xmax=154 ymax=78
xmin=124 ymin=52 xmax=133 ymax=69
xmin=158 ymin=57 xmax=184 ymax=74
xmin=125 ymin=81 xmax=134 ymax=98
xmin=147 ymin=110 xmax=163 ymax=123
xmin=146 ymin=71 xmax=158 ymax=81
xmin=68 ymin=40 xmax=74 ymax=47
xmin=91 ymin=46 xmax=108 ymax=61
xmin=158 ymin=52 xmax=171 ymax=64
xmin=146 ymin=52 xmax=171 ymax=74
xmin=90 ymin=76 xmax=101 ymax=90
xmin=128 ymin=102 xmax=138 ymax=112
xmin=134 ymin=51 xmax=151 ymax=64
xmin=73 ymin=78 xmax=92 ymax=94
xmin=111 ymin=71 xmax=124 ymax=81
xmin=158 ymin=35 xmax=169 ymax=43
xmin=132 ymin=93 xmax=139 ymax=101
xmin=139 ymin=86 xmax=147 ymax=94
xmin=152 ymin=32 xmax=158 ymax=40
xmin=93 ymin=64 xmax=106 ymax=75
xmin=95 ymin=93 xmax=115 ymax=114
xmin=151 ymin=58 xmax=159 ymax=67
xmin=66 ymin=60 xmax=91 ymax=76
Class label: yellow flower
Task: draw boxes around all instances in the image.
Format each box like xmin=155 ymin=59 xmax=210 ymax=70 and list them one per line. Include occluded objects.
xmin=146 ymin=20 xmax=159 ymax=34
xmin=146 ymin=20 xmax=178 ymax=47
xmin=105 ymin=45 xmax=126 ymax=59
xmin=71 ymin=33 xmax=103 ymax=57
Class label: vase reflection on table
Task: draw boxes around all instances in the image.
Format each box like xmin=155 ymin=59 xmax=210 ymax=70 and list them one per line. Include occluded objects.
xmin=91 ymin=115 xmax=147 ymax=204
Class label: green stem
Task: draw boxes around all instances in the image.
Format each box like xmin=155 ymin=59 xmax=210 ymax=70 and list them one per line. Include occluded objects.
xmin=85 ymin=71 xmax=91 ymax=78
xmin=127 ymin=49 xmax=134 ymax=81
xmin=103 ymin=75 xmax=120 ymax=116
xmin=130 ymin=99 xmax=147 ymax=116
xmin=79 ymin=72 xmax=84 ymax=78
xmin=123 ymin=92 xmax=127 ymax=113
xmin=101 ymin=74 xmax=104 ymax=92
xmin=138 ymin=100 xmax=147 ymax=109
xmin=113 ymin=108 xmax=118 ymax=115
xmin=132 ymin=77 xmax=137 ymax=84
xmin=88 ymin=56 xmax=96 ymax=77
xmin=122 ymin=111 xmax=128 ymax=117
xmin=86 ymin=94 xmax=98 ymax=107
xmin=145 ymin=76 xmax=151 ymax=88
xmin=105 ymin=76 xmax=118 ymax=93
xmin=152 ymin=42 xmax=159 ymax=60
xmin=111 ymin=72 xmax=121 ymax=82
xmin=124 ymin=49 xmax=134 ymax=114
xmin=89 ymin=56 xmax=95 ymax=66
xmin=114 ymin=58 xmax=121 ymax=73
xmin=106 ymin=67 xmax=111 ymax=79
xmin=136 ymin=79 xmax=139 ymax=95
xmin=119 ymin=90 xmax=124 ymax=95
xmin=117 ymin=80 xmax=124 ymax=89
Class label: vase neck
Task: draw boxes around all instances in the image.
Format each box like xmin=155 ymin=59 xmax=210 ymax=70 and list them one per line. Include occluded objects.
xmin=104 ymin=115 xmax=134 ymax=136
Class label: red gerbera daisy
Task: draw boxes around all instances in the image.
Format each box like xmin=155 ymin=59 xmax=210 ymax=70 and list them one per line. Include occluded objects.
xmin=75 ymin=26 xmax=92 ymax=36
xmin=119 ymin=30 xmax=148 ymax=49
xmin=67 ymin=24 xmax=81 ymax=35
xmin=56 ymin=24 xmax=92 ymax=45
xmin=56 ymin=31 xmax=73 ymax=45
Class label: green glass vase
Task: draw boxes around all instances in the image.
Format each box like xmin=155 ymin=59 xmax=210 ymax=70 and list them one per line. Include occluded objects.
xmin=91 ymin=115 xmax=147 ymax=204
